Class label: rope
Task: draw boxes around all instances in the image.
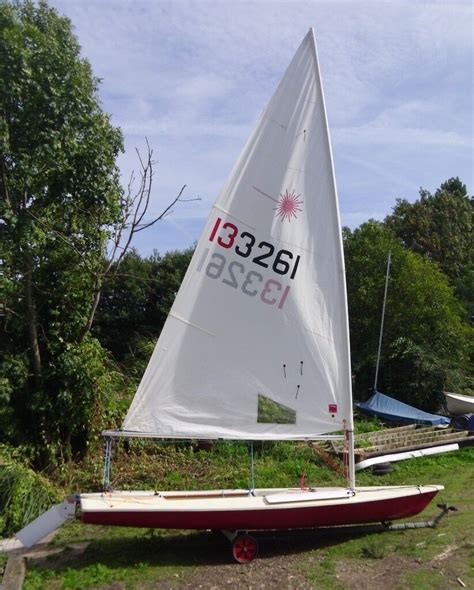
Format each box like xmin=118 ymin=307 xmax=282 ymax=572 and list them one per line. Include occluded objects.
xmin=308 ymin=442 xmax=347 ymax=479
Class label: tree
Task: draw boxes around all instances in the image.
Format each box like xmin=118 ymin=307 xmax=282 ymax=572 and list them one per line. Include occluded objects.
xmin=344 ymin=221 xmax=471 ymax=410
xmin=385 ymin=178 xmax=473 ymax=318
xmin=80 ymin=146 xmax=190 ymax=340
xmin=92 ymin=247 xmax=194 ymax=363
xmin=91 ymin=250 xmax=158 ymax=361
xmin=0 ymin=0 xmax=124 ymax=460
xmin=0 ymin=1 xmax=195 ymax=462
xmin=147 ymin=247 xmax=195 ymax=331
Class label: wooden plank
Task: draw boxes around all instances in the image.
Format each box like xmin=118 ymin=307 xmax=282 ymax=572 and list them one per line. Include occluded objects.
xmin=328 ymin=424 xmax=473 ymax=461
xmin=0 ymin=556 xmax=25 ymax=590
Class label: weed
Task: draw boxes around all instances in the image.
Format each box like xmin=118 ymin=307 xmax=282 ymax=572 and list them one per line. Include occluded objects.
xmin=320 ymin=555 xmax=336 ymax=573
xmin=361 ymin=538 xmax=386 ymax=559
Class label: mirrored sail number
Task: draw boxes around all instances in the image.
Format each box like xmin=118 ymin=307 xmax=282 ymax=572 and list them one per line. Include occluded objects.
xmin=196 ymin=249 xmax=290 ymax=310
xmin=209 ymin=217 xmax=300 ymax=280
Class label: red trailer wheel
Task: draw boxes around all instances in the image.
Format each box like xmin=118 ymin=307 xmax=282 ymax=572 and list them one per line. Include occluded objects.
xmin=232 ymin=534 xmax=258 ymax=563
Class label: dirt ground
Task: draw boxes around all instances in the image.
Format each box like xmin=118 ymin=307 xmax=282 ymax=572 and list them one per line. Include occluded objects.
xmin=159 ymin=538 xmax=470 ymax=590
xmin=70 ymin=529 xmax=470 ymax=590
xmin=14 ymin=526 xmax=471 ymax=589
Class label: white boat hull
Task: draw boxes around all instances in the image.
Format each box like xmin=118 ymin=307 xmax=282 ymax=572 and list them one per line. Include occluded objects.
xmin=444 ymin=392 xmax=474 ymax=415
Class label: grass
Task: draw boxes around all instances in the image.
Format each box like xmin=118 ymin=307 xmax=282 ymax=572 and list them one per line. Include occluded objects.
xmin=257 ymin=394 xmax=296 ymax=424
xmin=399 ymin=569 xmax=449 ymax=590
xmin=16 ymin=435 xmax=474 ymax=589
xmin=300 ymin=446 xmax=474 ymax=589
xmin=24 ymin=529 xmax=193 ymax=590
xmin=54 ymin=438 xmax=348 ymax=493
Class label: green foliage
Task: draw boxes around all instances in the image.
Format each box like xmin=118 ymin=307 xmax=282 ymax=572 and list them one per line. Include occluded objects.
xmin=344 ymin=220 xmax=471 ymax=409
xmin=121 ymin=337 xmax=158 ymax=385
xmin=151 ymin=247 xmax=195 ymax=322
xmin=32 ymin=337 xmax=127 ymax=460
xmin=92 ymin=250 xmax=157 ymax=360
xmin=0 ymin=450 xmax=58 ymax=537
xmin=0 ymin=0 xmax=124 ymax=463
xmin=93 ymin=247 xmax=194 ymax=362
xmin=385 ymin=177 xmax=473 ymax=317
xmin=57 ymin=438 xmax=342 ymax=495
xmin=353 ymin=417 xmax=384 ymax=434
xmin=0 ymin=354 xmax=28 ymax=440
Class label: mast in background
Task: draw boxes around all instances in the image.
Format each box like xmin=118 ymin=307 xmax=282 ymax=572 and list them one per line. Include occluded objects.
xmin=374 ymin=251 xmax=392 ymax=392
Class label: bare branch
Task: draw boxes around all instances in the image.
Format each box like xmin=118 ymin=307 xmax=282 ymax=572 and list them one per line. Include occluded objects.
xmin=2 ymin=305 xmax=21 ymax=318
xmin=133 ymin=184 xmax=189 ymax=233
xmin=80 ymin=139 xmax=198 ymax=337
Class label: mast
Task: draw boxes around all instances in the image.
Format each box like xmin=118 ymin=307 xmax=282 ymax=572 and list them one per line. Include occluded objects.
xmin=347 ymin=428 xmax=356 ymax=490
xmin=310 ymin=29 xmax=356 ymax=490
xmin=374 ymin=251 xmax=392 ymax=392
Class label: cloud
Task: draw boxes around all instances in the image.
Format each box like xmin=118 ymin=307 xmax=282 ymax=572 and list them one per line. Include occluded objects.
xmin=335 ymin=125 xmax=470 ymax=149
xmin=49 ymin=0 xmax=473 ymax=253
xmin=341 ymin=210 xmax=387 ymax=228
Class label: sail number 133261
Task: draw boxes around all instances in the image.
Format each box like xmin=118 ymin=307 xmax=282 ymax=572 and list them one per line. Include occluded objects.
xmin=209 ymin=217 xmax=300 ymax=279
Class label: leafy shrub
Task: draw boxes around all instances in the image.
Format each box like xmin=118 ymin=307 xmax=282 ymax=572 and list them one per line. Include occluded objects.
xmin=0 ymin=454 xmax=58 ymax=537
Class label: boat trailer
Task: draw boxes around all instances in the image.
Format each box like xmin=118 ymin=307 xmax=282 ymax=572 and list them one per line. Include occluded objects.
xmin=221 ymin=503 xmax=457 ymax=563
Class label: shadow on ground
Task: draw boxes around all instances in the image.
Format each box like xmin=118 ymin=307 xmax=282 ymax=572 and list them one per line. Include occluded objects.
xmin=42 ymin=526 xmax=388 ymax=570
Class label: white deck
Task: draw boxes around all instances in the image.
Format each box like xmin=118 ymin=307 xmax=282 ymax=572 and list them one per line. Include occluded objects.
xmin=80 ymin=485 xmax=443 ymax=513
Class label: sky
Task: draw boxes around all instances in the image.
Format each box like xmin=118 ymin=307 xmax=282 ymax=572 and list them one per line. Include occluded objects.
xmin=50 ymin=0 xmax=473 ymax=255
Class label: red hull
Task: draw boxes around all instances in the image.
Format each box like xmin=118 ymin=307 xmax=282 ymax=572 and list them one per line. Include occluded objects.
xmin=82 ymin=490 xmax=438 ymax=530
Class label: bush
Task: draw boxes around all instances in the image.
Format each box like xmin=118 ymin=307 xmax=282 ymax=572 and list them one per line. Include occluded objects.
xmin=0 ymin=452 xmax=58 ymax=537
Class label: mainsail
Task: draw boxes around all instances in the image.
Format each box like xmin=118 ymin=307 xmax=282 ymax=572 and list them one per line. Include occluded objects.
xmin=122 ymin=29 xmax=353 ymax=440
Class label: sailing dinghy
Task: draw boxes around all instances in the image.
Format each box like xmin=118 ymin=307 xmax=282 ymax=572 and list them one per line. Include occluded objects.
xmin=78 ymin=29 xmax=443 ymax=561
xmin=444 ymin=391 xmax=474 ymax=415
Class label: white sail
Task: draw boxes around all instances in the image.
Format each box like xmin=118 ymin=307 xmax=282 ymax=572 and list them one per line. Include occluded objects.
xmin=122 ymin=29 xmax=353 ymax=440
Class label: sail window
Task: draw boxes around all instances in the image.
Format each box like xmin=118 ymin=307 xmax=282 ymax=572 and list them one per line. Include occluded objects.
xmin=257 ymin=394 xmax=296 ymax=424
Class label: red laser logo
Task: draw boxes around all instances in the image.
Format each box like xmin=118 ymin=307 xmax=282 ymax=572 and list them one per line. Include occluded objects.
xmin=253 ymin=186 xmax=303 ymax=222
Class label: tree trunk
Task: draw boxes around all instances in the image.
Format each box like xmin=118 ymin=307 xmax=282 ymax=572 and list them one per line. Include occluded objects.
xmin=80 ymin=283 xmax=101 ymax=342
xmin=24 ymin=255 xmax=42 ymax=386
xmin=1 ymin=156 xmax=10 ymax=206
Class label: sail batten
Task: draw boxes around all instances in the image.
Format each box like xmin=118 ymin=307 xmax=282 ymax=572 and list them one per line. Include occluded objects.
xmin=122 ymin=29 xmax=354 ymax=441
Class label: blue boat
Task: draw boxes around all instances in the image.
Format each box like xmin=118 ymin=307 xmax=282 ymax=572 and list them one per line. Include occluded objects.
xmin=355 ymin=391 xmax=450 ymax=427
